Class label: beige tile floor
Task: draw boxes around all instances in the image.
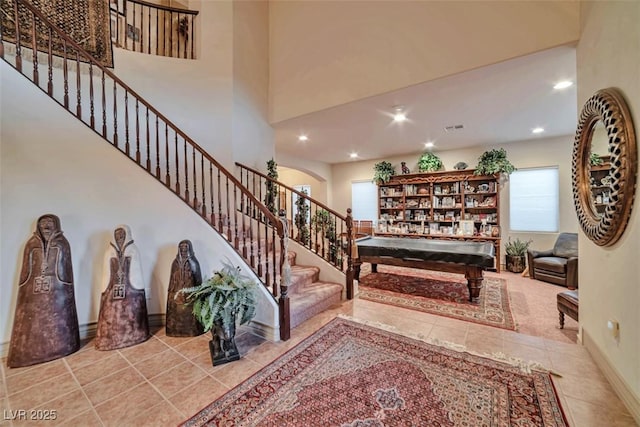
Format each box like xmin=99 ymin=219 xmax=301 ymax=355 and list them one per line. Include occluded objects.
xmin=1 ymin=277 xmax=638 ymax=426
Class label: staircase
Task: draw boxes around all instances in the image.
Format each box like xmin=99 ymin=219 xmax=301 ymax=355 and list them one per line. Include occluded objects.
xmin=0 ymin=0 xmax=354 ymax=341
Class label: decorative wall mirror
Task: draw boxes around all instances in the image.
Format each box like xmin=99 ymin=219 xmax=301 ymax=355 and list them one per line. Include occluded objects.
xmin=572 ymin=88 xmax=637 ymax=246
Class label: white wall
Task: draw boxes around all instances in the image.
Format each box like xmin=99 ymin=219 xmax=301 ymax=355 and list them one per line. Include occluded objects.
xmin=577 ymin=0 xmax=640 ymax=415
xmin=330 ymin=135 xmax=578 ymax=261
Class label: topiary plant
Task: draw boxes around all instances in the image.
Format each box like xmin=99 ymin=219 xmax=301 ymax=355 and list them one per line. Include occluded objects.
xmin=418 ymin=152 xmax=443 ymax=172
xmin=294 ymin=189 xmax=310 ymax=245
xmin=372 ymin=161 xmax=396 ymax=184
xmin=474 ymin=148 xmax=516 ymax=176
xmin=264 ymin=158 xmax=279 ymax=215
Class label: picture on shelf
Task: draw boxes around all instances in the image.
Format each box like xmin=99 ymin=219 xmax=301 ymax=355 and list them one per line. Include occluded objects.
xmin=459 ymin=220 xmax=475 ymax=236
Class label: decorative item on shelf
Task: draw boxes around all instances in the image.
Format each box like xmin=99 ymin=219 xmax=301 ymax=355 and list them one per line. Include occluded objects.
xmin=474 ymin=148 xmax=516 ymax=177
xmin=418 ymin=152 xmax=443 ymax=172
xmin=401 ymin=162 xmax=411 ymax=174
xmin=453 ymin=161 xmax=468 ymax=170
xmin=176 ymin=260 xmax=258 ymax=366
xmin=589 ymin=152 xmax=604 ymax=166
xmin=504 ymin=238 xmax=532 ymax=273
xmin=372 ymin=161 xmax=396 ymax=184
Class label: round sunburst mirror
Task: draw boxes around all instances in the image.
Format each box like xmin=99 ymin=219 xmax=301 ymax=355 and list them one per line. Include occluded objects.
xmin=572 ymin=88 xmax=637 ymax=246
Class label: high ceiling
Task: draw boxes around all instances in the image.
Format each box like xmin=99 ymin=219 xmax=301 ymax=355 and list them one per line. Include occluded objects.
xmin=273 ymin=45 xmax=578 ymax=165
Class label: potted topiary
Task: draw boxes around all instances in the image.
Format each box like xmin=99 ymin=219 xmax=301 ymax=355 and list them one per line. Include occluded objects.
xmin=372 ymin=161 xmax=396 ymax=184
xmin=264 ymin=158 xmax=279 ymax=215
xmin=474 ymin=148 xmax=516 ymax=177
xmin=504 ymin=237 xmax=532 ymax=273
xmin=311 ymin=209 xmax=338 ymax=263
xmin=418 ymin=152 xmax=443 ymax=172
xmin=294 ymin=189 xmax=311 ymax=245
xmin=177 ymin=260 xmax=258 ymax=366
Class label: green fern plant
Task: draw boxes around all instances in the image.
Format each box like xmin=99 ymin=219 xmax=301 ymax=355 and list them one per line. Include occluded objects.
xmin=589 ymin=152 xmax=603 ymax=166
xmin=418 ymin=152 xmax=443 ymax=172
xmin=176 ymin=259 xmax=257 ymax=332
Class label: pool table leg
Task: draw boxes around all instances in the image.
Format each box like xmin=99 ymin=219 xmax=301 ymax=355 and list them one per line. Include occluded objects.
xmin=465 ymin=268 xmax=484 ymax=302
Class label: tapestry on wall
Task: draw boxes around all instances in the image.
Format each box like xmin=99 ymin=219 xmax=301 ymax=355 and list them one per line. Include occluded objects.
xmin=1 ymin=0 xmax=114 ymax=68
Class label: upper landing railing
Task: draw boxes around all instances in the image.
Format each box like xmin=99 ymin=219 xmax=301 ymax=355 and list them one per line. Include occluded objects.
xmin=110 ymin=0 xmax=198 ymax=59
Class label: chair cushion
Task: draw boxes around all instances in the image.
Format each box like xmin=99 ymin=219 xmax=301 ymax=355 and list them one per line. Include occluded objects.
xmin=553 ymin=233 xmax=578 ymax=258
xmin=533 ymin=257 xmax=568 ymax=274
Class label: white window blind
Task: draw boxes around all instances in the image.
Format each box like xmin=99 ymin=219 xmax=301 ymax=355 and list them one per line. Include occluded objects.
xmin=351 ymin=181 xmax=378 ymax=222
xmin=509 ymin=167 xmax=559 ymax=232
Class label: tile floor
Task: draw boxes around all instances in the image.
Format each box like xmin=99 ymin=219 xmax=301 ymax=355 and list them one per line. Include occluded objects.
xmin=1 ymin=276 xmax=637 ymax=426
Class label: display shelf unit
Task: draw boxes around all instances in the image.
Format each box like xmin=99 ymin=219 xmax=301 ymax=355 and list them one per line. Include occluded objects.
xmin=377 ymin=169 xmax=502 ymax=271
xmin=589 ymin=157 xmax=611 ymax=216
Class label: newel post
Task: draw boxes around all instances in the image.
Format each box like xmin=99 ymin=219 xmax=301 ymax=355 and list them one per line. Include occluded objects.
xmin=278 ymin=210 xmax=291 ymax=341
xmin=346 ymin=209 xmax=354 ymax=299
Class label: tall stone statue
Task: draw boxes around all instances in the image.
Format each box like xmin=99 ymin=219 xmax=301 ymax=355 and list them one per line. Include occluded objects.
xmin=95 ymin=225 xmax=150 ymax=350
xmin=8 ymin=214 xmax=80 ymax=368
xmin=166 ymin=240 xmax=204 ymax=337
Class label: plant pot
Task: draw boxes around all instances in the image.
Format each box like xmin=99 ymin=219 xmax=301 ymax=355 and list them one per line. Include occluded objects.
xmin=506 ymin=255 xmax=526 ymax=273
xmin=209 ymin=318 xmax=240 ymax=366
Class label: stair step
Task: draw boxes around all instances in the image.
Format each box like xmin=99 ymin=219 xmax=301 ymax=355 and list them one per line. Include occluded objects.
xmin=289 ymin=281 xmax=343 ymax=329
xmin=288 ymin=265 xmax=320 ymax=293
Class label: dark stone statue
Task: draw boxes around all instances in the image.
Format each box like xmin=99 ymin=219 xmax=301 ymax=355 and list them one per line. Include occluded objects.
xmin=166 ymin=240 xmax=204 ymax=337
xmin=8 ymin=214 xmax=80 ymax=368
xmin=95 ymin=225 xmax=150 ymax=350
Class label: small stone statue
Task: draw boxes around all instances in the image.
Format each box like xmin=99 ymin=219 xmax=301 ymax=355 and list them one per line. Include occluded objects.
xmin=166 ymin=240 xmax=204 ymax=337
xmin=401 ymin=162 xmax=411 ymax=174
xmin=8 ymin=214 xmax=80 ymax=368
xmin=95 ymin=225 xmax=149 ymax=350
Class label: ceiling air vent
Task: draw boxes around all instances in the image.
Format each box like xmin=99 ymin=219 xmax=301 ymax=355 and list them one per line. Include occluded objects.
xmin=444 ymin=124 xmax=464 ymax=132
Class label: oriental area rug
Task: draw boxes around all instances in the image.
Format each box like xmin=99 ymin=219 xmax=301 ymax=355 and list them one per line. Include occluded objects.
xmin=0 ymin=0 xmax=114 ymax=67
xmin=357 ymin=264 xmax=517 ymax=330
xmin=182 ymin=317 xmax=567 ymax=426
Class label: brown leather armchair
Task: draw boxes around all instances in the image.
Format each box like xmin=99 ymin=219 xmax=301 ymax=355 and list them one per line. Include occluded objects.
xmin=527 ymin=233 xmax=578 ymax=289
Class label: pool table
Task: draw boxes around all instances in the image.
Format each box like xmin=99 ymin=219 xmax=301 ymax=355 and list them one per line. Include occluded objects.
xmin=354 ymin=236 xmax=495 ymax=302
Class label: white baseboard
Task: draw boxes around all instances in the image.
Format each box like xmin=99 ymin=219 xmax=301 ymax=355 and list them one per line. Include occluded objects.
xmin=583 ymin=330 xmax=640 ymax=424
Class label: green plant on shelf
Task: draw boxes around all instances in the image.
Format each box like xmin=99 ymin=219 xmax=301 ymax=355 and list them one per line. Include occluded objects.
xmin=589 ymin=152 xmax=604 ymax=166
xmin=418 ymin=152 xmax=443 ymax=172
xmin=372 ymin=161 xmax=396 ymax=184
xmin=474 ymin=148 xmax=516 ymax=176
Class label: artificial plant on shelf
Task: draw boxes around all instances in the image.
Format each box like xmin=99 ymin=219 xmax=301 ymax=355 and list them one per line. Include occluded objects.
xmin=474 ymin=148 xmax=516 ymax=176
xmin=264 ymin=158 xmax=279 ymax=215
xmin=589 ymin=152 xmax=604 ymax=166
xmin=418 ymin=152 xmax=443 ymax=172
xmin=294 ymin=189 xmax=311 ymax=245
xmin=176 ymin=259 xmax=258 ymax=366
xmin=372 ymin=161 xmax=396 ymax=184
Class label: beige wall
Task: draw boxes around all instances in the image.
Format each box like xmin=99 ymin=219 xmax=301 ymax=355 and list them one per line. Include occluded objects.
xmin=269 ymin=0 xmax=579 ymax=122
xmin=279 ymin=167 xmax=329 ymax=207
xmin=331 ymin=135 xmax=578 ymax=262
xmin=577 ymin=0 xmax=640 ymax=415
xmin=232 ymin=0 xmax=274 ymax=169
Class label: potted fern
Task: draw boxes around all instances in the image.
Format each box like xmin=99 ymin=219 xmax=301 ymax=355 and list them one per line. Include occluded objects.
xmin=418 ymin=152 xmax=443 ymax=172
xmin=504 ymin=237 xmax=532 ymax=273
xmin=177 ymin=260 xmax=258 ymax=366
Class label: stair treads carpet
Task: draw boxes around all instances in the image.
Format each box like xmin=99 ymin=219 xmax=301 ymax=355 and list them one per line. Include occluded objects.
xmin=358 ymin=265 xmax=516 ymax=331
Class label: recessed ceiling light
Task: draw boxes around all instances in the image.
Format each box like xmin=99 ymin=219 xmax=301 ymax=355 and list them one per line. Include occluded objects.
xmin=298 ymin=135 xmax=308 ymax=142
xmin=392 ymin=106 xmax=407 ymax=122
xmin=553 ymin=80 xmax=573 ymax=90
xmin=349 ymin=152 xmax=358 ymax=159
xmin=424 ymin=142 xmax=434 ymax=148
xmin=532 ymin=127 xmax=545 ymax=134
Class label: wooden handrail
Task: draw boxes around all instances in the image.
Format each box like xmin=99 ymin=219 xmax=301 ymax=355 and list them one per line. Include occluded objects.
xmin=2 ymin=0 xmax=291 ymax=339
